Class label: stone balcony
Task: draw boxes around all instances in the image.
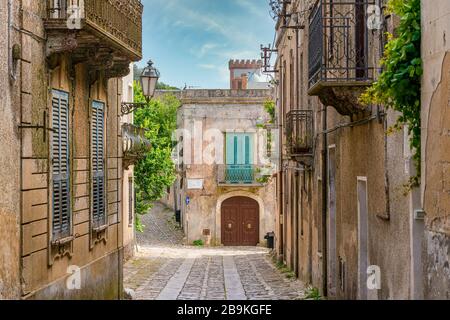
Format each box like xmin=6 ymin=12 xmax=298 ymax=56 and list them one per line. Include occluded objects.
xmin=45 ymin=0 xmax=143 ymax=78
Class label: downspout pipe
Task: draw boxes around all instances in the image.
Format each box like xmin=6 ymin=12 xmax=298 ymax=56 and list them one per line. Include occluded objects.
xmin=321 ymin=106 xmax=328 ymax=297
xmin=295 ymin=28 xmax=299 ymax=109
xmin=8 ymin=0 xmax=13 ymax=81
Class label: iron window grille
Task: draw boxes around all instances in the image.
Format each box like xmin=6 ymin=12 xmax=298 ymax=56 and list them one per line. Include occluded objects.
xmin=286 ymin=110 xmax=314 ymax=157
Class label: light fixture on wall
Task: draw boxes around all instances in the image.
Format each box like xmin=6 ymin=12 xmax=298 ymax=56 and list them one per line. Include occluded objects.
xmin=121 ymin=59 xmax=160 ymax=115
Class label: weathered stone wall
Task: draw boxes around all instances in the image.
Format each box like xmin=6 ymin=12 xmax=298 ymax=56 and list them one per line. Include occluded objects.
xmin=0 ymin=0 xmax=130 ymax=299
xmin=0 ymin=0 xmax=21 ymax=299
xmin=275 ymin=0 xmax=414 ymax=299
xmin=421 ymin=0 xmax=450 ymax=299
xmin=177 ymin=91 xmax=276 ymax=246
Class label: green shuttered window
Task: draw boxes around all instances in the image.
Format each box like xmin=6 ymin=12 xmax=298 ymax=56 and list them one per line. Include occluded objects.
xmin=92 ymin=101 xmax=106 ymax=229
xmin=52 ymin=90 xmax=71 ymax=240
xmin=225 ymin=133 xmax=254 ymax=184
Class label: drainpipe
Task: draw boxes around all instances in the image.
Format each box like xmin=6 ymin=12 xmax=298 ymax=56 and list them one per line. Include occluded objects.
xmin=8 ymin=0 xmax=15 ymax=82
xmin=295 ymin=27 xmax=300 ymax=276
xmin=278 ymin=62 xmax=284 ymax=260
xmin=295 ymin=28 xmax=300 ymax=109
xmin=321 ymin=106 xmax=328 ymax=297
xmin=173 ymin=182 xmax=178 ymax=225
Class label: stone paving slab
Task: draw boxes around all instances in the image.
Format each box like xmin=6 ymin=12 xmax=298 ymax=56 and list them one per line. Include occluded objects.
xmin=124 ymin=202 xmax=305 ymax=300
xmin=125 ymin=246 xmax=305 ymax=300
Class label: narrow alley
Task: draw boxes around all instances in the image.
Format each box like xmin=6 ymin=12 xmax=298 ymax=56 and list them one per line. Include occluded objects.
xmin=124 ymin=203 xmax=305 ymax=300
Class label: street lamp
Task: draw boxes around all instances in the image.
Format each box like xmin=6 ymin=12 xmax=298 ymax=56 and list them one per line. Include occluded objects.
xmin=121 ymin=59 xmax=160 ymax=115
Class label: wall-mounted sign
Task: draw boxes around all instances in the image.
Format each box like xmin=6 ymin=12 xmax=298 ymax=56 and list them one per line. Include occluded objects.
xmin=185 ymin=196 xmax=190 ymax=205
xmin=187 ymin=179 xmax=203 ymax=190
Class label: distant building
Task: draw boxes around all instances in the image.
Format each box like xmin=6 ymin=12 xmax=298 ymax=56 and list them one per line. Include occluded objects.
xmin=169 ymin=89 xmax=277 ymax=246
xmin=229 ymin=59 xmax=270 ymax=90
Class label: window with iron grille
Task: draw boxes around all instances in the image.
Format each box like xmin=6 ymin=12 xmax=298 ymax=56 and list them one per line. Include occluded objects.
xmin=51 ymin=89 xmax=71 ymax=241
xmin=92 ymin=101 xmax=106 ymax=229
xmin=286 ymin=110 xmax=314 ymax=156
xmin=308 ymin=0 xmax=375 ymax=89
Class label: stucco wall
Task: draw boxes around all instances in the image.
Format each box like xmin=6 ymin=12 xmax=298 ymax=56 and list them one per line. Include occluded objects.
xmin=274 ymin=0 xmax=414 ymax=299
xmin=421 ymin=0 xmax=450 ymax=299
xmin=0 ymin=0 xmax=21 ymax=299
xmin=0 ymin=0 xmax=131 ymax=299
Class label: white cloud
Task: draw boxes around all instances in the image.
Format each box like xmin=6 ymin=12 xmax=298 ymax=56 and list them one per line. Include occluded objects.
xmin=198 ymin=64 xmax=217 ymax=70
xmin=234 ymin=0 xmax=268 ymax=18
xmin=148 ymin=0 xmax=263 ymax=47
xmin=198 ymin=63 xmax=230 ymax=83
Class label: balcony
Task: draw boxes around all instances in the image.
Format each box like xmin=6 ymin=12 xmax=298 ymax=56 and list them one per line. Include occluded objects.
xmin=45 ymin=0 xmax=143 ymax=77
xmin=122 ymin=124 xmax=151 ymax=169
xmin=308 ymin=0 xmax=375 ymax=115
xmin=286 ymin=110 xmax=314 ymax=163
xmin=217 ymin=165 xmax=271 ymax=187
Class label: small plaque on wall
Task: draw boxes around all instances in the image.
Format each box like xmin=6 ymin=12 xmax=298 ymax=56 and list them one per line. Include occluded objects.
xmin=187 ymin=179 xmax=203 ymax=190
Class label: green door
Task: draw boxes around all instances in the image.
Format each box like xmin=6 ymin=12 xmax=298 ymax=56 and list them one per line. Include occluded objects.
xmin=225 ymin=133 xmax=254 ymax=183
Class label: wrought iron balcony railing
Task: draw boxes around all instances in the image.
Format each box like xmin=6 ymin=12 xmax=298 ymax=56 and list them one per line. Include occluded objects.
xmin=217 ymin=165 xmax=271 ymax=186
xmin=286 ymin=110 xmax=314 ymax=157
xmin=308 ymin=0 xmax=375 ymax=94
xmin=45 ymin=0 xmax=143 ymax=61
xmin=122 ymin=123 xmax=151 ymax=169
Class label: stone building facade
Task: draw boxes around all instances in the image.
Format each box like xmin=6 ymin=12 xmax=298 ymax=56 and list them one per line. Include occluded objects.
xmin=272 ymin=0 xmax=423 ymax=299
xmin=421 ymin=0 xmax=450 ymax=299
xmin=0 ymin=0 xmax=145 ymax=299
xmin=173 ymin=89 xmax=277 ymax=246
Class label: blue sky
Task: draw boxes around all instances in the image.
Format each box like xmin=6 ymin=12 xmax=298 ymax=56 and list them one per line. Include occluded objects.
xmin=139 ymin=0 xmax=275 ymax=89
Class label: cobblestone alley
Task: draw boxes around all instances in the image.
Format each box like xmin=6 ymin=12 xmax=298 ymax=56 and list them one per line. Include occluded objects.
xmin=123 ymin=203 xmax=305 ymax=300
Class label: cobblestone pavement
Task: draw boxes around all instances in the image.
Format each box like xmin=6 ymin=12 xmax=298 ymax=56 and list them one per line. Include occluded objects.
xmin=135 ymin=202 xmax=184 ymax=247
xmin=124 ymin=203 xmax=305 ymax=300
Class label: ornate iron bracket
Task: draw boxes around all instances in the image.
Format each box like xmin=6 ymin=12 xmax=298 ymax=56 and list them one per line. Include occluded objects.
xmin=121 ymin=102 xmax=147 ymax=115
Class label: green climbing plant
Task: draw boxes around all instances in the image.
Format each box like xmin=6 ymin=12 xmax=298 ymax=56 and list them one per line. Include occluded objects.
xmin=133 ymin=83 xmax=179 ymax=232
xmin=360 ymin=0 xmax=422 ymax=187
xmin=263 ymin=99 xmax=276 ymax=124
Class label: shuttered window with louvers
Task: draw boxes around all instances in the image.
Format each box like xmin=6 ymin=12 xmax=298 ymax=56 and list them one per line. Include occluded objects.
xmin=92 ymin=101 xmax=106 ymax=229
xmin=52 ymin=90 xmax=71 ymax=240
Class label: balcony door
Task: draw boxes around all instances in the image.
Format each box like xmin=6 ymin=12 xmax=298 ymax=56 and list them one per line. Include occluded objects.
xmin=225 ymin=133 xmax=254 ymax=184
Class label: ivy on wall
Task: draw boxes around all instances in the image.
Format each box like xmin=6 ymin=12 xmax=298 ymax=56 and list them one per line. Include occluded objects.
xmin=360 ymin=0 xmax=422 ymax=186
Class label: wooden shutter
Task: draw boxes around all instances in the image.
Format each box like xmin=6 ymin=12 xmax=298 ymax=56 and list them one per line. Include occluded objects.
xmin=244 ymin=135 xmax=250 ymax=165
xmin=51 ymin=90 xmax=71 ymax=240
xmin=92 ymin=101 xmax=106 ymax=228
xmin=225 ymin=133 xmax=253 ymax=165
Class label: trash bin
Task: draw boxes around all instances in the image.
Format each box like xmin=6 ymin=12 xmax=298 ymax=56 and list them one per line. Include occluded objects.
xmin=175 ymin=210 xmax=181 ymax=223
xmin=264 ymin=232 xmax=275 ymax=249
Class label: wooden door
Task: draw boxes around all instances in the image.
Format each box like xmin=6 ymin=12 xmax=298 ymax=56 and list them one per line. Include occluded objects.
xmin=221 ymin=197 xmax=259 ymax=246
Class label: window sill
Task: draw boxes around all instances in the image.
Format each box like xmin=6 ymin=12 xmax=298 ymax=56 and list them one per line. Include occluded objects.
xmin=51 ymin=236 xmax=75 ymax=246
xmin=93 ymin=225 xmax=108 ymax=233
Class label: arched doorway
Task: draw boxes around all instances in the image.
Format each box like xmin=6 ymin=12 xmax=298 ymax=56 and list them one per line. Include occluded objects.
xmin=221 ymin=197 xmax=259 ymax=246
